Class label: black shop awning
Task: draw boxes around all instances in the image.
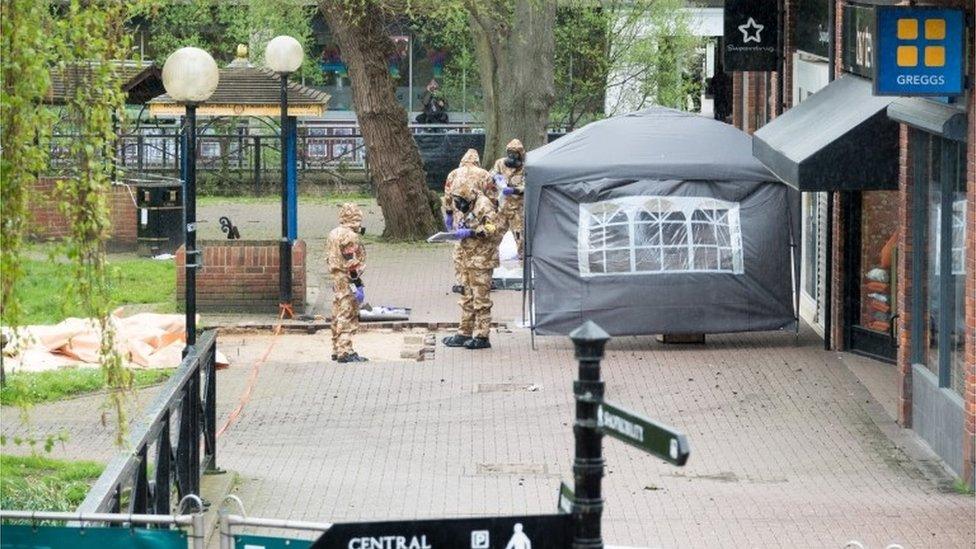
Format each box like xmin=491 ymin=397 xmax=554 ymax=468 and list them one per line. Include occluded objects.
xmin=753 ymin=75 xmax=899 ymax=192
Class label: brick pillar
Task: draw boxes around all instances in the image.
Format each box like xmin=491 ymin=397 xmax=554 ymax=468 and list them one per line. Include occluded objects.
xmin=896 ymin=124 xmax=915 ymax=427
xmin=830 ymin=191 xmax=846 ymax=350
xmin=732 ymin=72 xmax=744 ymax=130
xmin=962 ymin=23 xmax=976 ymax=486
xmin=780 ymin=0 xmax=795 ymax=113
xmin=834 ymin=0 xmax=844 ymax=78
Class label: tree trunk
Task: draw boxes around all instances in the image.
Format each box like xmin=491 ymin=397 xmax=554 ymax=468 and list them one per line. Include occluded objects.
xmin=319 ymin=2 xmax=439 ymax=240
xmin=468 ymin=0 xmax=556 ymax=163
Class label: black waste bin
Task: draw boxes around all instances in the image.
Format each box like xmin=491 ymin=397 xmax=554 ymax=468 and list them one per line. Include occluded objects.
xmin=135 ymin=182 xmax=183 ymax=256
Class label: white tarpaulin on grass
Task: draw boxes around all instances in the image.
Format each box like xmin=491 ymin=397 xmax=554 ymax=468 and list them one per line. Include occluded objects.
xmin=1 ymin=311 xmax=226 ymax=372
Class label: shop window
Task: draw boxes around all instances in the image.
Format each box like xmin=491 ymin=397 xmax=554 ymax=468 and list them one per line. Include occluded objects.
xmin=915 ymin=132 xmax=967 ymax=396
xmin=579 ymin=196 xmax=744 ymax=277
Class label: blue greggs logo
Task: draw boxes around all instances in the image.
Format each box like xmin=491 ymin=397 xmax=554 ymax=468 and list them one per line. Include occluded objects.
xmin=874 ymin=7 xmax=965 ymax=96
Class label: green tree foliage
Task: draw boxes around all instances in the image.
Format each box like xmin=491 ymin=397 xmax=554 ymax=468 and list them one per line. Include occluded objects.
xmin=598 ymin=0 xmax=702 ymax=116
xmin=136 ymin=0 xmax=321 ymax=84
xmin=407 ymin=0 xmax=702 ymax=133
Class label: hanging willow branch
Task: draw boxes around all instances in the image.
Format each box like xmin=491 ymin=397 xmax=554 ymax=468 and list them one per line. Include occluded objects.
xmin=2 ymin=0 xmax=144 ymax=446
xmin=0 ymin=0 xmax=55 ymax=339
xmin=53 ymin=0 xmax=140 ymax=446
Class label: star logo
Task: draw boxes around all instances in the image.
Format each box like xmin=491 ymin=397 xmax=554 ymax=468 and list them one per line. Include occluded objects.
xmin=738 ymin=17 xmax=764 ymax=43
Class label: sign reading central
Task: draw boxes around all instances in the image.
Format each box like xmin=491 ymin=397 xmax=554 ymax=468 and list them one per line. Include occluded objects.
xmin=874 ymin=7 xmax=965 ymax=96
xmin=723 ymin=0 xmax=779 ymax=71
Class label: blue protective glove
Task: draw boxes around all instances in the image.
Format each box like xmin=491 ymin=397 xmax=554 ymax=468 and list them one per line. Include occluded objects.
xmin=502 ymin=187 xmax=515 ymax=196
xmin=453 ymin=228 xmax=474 ymax=240
xmin=493 ymin=173 xmax=506 ymax=185
xmin=354 ymin=286 xmax=365 ymax=304
xmin=444 ymin=213 xmax=454 ymax=230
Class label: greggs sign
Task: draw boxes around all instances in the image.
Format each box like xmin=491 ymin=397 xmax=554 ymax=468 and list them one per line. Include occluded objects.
xmin=874 ymin=7 xmax=966 ymax=96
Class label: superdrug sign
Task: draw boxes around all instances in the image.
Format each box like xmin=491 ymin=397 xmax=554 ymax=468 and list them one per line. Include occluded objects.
xmin=724 ymin=0 xmax=780 ymax=71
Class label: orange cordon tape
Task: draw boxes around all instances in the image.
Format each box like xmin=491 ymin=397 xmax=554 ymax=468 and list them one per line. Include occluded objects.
xmin=215 ymin=306 xmax=290 ymax=438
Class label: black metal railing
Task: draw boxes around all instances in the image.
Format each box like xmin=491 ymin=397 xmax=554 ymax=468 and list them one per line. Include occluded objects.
xmin=77 ymin=330 xmax=218 ymax=515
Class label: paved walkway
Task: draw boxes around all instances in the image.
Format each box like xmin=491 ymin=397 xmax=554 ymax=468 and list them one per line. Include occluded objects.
xmin=6 ymin=326 xmax=972 ymax=547
xmin=3 ymin=202 xmax=973 ymax=547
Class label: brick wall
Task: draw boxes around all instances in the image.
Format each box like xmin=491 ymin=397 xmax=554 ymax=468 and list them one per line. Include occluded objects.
xmin=28 ymin=177 xmax=137 ymax=250
xmin=175 ymin=239 xmax=306 ymax=312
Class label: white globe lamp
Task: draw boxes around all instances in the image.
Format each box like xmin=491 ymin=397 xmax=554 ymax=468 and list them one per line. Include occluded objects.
xmin=161 ymin=46 xmax=219 ymax=103
xmin=264 ymin=35 xmax=304 ymax=74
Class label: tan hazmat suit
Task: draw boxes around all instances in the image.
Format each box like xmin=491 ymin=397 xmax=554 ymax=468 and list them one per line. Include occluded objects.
xmin=451 ymin=179 xmax=499 ymax=339
xmin=442 ymin=149 xmax=496 ymax=286
xmin=326 ymin=203 xmax=366 ymax=359
xmin=489 ymin=138 xmax=526 ymax=258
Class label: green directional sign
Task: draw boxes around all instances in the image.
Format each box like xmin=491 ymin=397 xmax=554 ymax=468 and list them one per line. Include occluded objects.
xmin=597 ymin=400 xmax=690 ymax=466
xmin=0 ymin=524 xmax=186 ymax=549
xmin=235 ymin=534 xmax=313 ymax=548
xmin=556 ymin=481 xmax=574 ymax=514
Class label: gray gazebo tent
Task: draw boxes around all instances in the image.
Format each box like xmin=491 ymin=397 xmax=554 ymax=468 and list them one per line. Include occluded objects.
xmin=524 ymin=107 xmax=799 ymax=336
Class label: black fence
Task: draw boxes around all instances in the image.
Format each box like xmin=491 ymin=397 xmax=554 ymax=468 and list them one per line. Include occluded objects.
xmin=50 ymin=124 xmax=563 ymax=193
xmin=77 ymin=331 xmax=218 ymax=514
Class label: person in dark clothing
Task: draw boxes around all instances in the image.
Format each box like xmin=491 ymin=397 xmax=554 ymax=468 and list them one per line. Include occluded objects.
xmin=416 ymin=79 xmax=449 ymax=124
xmin=707 ymin=70 xmax=732 ymax=123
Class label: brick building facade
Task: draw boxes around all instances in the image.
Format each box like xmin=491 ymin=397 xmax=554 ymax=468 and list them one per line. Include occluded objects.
xmin=731 ymin=0 xmax=974 ymax=485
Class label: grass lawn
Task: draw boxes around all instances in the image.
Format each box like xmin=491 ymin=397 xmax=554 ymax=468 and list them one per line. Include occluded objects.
xmin=0 ymin=454 xmax=104 ymax=511
xmin=3 ymin=256 xmax=175 ymax=325
xmin=0 ymin=368 xmax=175 ymax=407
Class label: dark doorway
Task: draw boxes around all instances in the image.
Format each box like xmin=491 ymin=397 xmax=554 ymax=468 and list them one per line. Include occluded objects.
xmin=842 ymin=191 xmax=899 ymax=363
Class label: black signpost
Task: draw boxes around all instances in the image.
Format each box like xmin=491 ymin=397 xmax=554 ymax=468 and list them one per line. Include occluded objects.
xmin=723 ymin=0 xmax=780 ymax=71
xmin=311 ymin=320 xmax=690 ymax=549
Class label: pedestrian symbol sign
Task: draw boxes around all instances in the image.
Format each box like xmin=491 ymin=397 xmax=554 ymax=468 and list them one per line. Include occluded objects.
xmin=597 ymin=400 xmax=690 ymax=466
xmin=311 ymin=514 xmax=571 ymax=549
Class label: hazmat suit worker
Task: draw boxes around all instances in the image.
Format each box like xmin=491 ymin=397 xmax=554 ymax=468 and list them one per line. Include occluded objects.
xmin=442 ymin=149 xmax=497 ymax=294
xmin=489 ymin=139 xmax=526 ymax=259
xmin=441 ymin=178 xmax=499 ymax=350
xmin=326 ymin=203 xmax=368 ymax=363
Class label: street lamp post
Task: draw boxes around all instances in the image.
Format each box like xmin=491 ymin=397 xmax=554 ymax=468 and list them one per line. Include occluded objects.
xmin=265 ymin=35 xmax=304 ymax=317
xmin=162 ymin=47 xmax=219 ymax=350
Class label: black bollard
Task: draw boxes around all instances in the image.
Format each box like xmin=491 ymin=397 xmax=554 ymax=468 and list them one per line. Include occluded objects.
xmin=569 ymin=320 xmax=610 ymax=549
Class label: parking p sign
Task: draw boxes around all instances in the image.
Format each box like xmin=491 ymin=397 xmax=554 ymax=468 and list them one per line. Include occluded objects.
xmin=874 ymin=7 xmax=966 ymax=96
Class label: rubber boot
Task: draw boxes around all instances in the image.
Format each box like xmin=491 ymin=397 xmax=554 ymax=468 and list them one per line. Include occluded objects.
xmin=464 ymin=337 xmax=491 ymax=350
xmin=337 ymin=352 xmax=369 ymax=363
xmin=442 ymin=334 xmax=472 ymax=347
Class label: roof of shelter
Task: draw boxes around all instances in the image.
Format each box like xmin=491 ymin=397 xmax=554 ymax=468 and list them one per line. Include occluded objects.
xmin=48 ymin=61 xmax=163 ymax=105
xmin=147 ymin=50 xmax=329 ymax=117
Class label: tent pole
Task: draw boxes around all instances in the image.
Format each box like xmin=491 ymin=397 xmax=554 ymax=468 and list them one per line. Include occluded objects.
xmin=787 ymin=190 xmax=801 ymax=344
xmin=528 ymin=255 xmax=537 ymax=351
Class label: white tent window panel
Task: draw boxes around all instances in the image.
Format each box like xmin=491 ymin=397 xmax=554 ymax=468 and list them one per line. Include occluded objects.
xmin=579 ymin=196 xmax=745 ymax=276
